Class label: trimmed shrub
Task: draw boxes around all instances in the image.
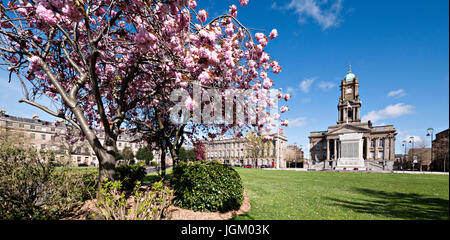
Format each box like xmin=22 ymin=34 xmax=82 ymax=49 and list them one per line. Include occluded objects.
xmin=172 ymin=161 xmax=244 ymax=212
xmin=115 ymin=164 xmax=146 ymax=191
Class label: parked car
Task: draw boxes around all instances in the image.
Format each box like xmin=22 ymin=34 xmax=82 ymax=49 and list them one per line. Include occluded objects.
xmin=233 ymin=164 xmax=241 ymax=167
xmin=78 ymin=163 xmax=88 ymax=167
xmin=260 ymin=165 xmax=269 ymax=168
xmin=243 ymin=165 xmax=252 ymax=168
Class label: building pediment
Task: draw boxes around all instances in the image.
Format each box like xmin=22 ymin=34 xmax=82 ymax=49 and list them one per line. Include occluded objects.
xmin=327 ymin=124 xmax=370 ymax=136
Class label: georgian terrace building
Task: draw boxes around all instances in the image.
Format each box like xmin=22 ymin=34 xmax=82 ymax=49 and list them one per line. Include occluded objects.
xmin=204 ymin=134 xmax=288 ymax=168
xmin=309 ymin=66 xmax=397 ymax=171
xmin=0 ymin=108 xmax=152 ymax=166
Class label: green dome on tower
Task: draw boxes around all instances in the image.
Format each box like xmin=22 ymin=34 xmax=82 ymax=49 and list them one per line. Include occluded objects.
xmin=345 ymin=64 xmax=355 ymax=82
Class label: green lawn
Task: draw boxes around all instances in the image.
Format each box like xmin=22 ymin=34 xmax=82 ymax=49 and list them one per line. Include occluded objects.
xmin=232 ymin=168 xmax=449 ymax=220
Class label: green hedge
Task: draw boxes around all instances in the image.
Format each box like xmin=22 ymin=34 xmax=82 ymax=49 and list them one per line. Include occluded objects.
xmin=172 ymin=161 xmax=244 ymax=212
xmin=115 ymin=164 xmax=146 ymax=191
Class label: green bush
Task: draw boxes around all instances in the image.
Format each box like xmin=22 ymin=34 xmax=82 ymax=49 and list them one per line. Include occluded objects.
xmin=172 ymin=161 xmax=244 ymax=212
xmin=115 ymin=164 xmax=146 ymax=191
xmin=0 ymin=141 xmax=98 ymax=219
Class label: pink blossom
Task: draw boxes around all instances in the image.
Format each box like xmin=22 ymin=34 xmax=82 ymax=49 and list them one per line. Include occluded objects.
xmin=183 ymin=54 xmax=195 ymax=70
xmin=189 ymin=0 xmax=197 ymax=9
xmin=260 ymin=52 xmax=270 ymax=63
xmin=179 ymin=81 xmax=189 ymax=88
xmin=197 ymin=9 xmax=208 ymax=22
xmin=269 ymin=29 xmax=278 ymax=40
xmin=62 ymin=2 xmax=82 ymax=21
xmin=240 ymin=0 xmax=249 ymax=6
xmin=263 ymin=78 xmax=272 ymax=89
xmin=16 ymin=6 xmax=28 ymax=16
xmin=283 ymin=94 xmax=291 ymax=101
xmin=255 ymin=33 xmax=266 ymax=43
xmin=280 ymin=106 xmax=289 ymax=113
xmin=273 ymin=113 xmax=281 ymax=120
xmin=36 ymin=3 xmax=57 ymax=25
xmin=281 ymin=119 xmax=289 ymax=126
xmin=260 ymin=71 xmax=268 ymax=80
xmin=265 ymin=123 xmax=274 ymax=132
xmin=198 ymin=71 xmax=212 ymax=84
xmin=27 ymin=56 xmax=41 ymax=72
xmin=229 ymin=4 xmax=237 ymax=17
xmin=271 ymin=60 xmax=282 ymax=74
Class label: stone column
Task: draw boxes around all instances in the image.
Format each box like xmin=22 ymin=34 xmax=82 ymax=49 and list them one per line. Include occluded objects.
xmin=374 ymin=138 xmax=378 ymax=160
xmin=383 ymin=138 xmax=387 ymax=160
xmin=333 ymin=139 xmax=337 ymax=160
xmin=344 ymin=109 xmax=347 ymax=123
xmin=390 ymin=137 xmax=395 ymax=160
xmin=326 ymin=139 xmax=330 ymax=160
xmin=338 ymin=109 xmax=341 ymax=123
xmin=366 ymin=137 xmax=370 ymax=160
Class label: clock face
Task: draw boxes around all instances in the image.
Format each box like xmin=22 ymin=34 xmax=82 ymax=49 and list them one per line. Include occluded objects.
xmin=346 ymin=88 xmax=353 ymax=94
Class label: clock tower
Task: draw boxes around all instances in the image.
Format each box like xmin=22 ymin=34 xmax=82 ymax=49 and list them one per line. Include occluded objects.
xmin=337 ymin=65 xmax=361 ymax=124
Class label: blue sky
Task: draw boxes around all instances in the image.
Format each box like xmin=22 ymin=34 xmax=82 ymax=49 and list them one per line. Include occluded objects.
xmin=1 ymin=0 xmax=448 ymax=157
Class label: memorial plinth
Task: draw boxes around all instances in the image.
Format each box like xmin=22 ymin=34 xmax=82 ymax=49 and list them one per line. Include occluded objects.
xmin=336 ymin=133 xmax=366 ymax=170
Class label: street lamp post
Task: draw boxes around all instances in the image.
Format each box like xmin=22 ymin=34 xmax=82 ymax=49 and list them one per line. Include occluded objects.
xmin=402 ymin=140 xmax=407 ymax=170
xmin=409 ymin=137 xmax=415 ymax=171
xmin=426 ymin=128 xmax=434 ymax=171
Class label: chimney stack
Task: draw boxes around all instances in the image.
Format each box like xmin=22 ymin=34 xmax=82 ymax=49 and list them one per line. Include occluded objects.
xmin=0 ymin=108 xmax=4 ymax=115
xmin=32 ymin=113 xmax=39 ymax=120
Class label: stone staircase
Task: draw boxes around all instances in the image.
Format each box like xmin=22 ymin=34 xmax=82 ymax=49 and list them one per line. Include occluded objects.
xmin=365 ymin=160 xmax=394 ymax=172
xmin=307 ymin=160 xmax=333 ymax=171
xmin=307 ymin=160 xmax=394 ymax=172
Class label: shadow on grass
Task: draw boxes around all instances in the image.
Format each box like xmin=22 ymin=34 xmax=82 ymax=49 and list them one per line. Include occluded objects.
xmin=327 ymin=188 xmax=449 ymax=220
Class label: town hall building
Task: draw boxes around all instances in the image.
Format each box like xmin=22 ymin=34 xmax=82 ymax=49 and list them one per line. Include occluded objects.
xmin=309 ymin=66 xmax=397 ymax=171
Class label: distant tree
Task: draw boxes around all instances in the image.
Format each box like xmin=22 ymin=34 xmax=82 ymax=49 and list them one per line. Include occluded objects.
xmin=285 ymin=145 xmax=303 ymax=168
xmin=179 ymin=147 xmax=196 ymax=162
xmin=245 ymin=131 xmax=265 ymax=168
xmin=122 ymin=147 xmax=135 ymax=165
xmin=136 ymin=146 xmax=154 ymax=165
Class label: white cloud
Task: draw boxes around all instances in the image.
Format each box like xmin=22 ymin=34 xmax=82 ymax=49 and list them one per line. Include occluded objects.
xmin=318 ymin=81 xmax=336 ymax=91
xmin=288 ymin=117 xmax=308 ymax=127
xmin=387 ymin=89 xmax=407 ymax=98
xmin=362 ymin=103 xmax=415 ymax=122
xmin=282 ymin=0 xmax=344 ymax=30
xmin=396 ymin=130 xmax=430 ymax=148
xmin=299 ymin=77 xmax=316 ymax=93
xmin=400 ymin=135 xmax=428 ymax=148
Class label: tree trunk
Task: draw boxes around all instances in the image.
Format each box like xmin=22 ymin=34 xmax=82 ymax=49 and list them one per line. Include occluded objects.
xmin=160 ymin=146 xmax=167 ymax=179
xmin=170 ymin=147 xmax=179 ymax=167
xmin=98 ymin=149 xmax=116 ymax=182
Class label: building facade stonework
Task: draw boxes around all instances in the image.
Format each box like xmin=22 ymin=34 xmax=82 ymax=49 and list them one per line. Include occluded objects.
xmin=431 ymin=128 xmax=449 ymax=172
xmin=309 ymin=66 xmax=397 ymax=171
xmin=0 ymin=109 xmax=151 ymax=166
xmin=204 ymin=134 xmax=288 ymax=168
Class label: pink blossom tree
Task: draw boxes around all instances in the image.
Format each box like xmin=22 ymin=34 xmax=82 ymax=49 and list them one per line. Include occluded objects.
xmin=0 ymin=0 xmax=289 ymax=182
xmin=193 ymin=140 xmax=206 ymax=161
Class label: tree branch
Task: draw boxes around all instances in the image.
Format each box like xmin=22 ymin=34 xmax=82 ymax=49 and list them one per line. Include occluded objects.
xmin=18 ymin=98 xmax=81 ymax=130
